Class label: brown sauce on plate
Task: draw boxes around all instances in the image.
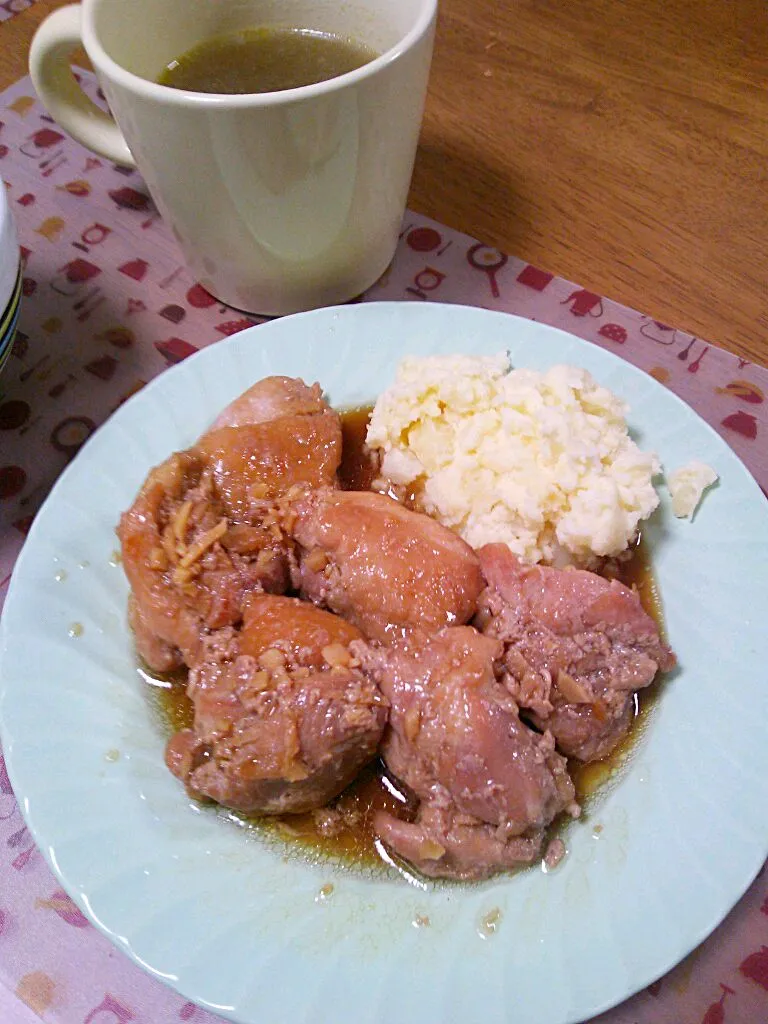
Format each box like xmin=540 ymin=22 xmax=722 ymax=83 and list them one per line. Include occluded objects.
xmin=142 ymin=405 xmax=667 ymax=870
xmin=568 ymin=537 xmax=665 ymax=801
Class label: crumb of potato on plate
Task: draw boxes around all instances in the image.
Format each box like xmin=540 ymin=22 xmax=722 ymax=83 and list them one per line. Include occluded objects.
xmin=667 ymin=461 xmax=718 ymax=519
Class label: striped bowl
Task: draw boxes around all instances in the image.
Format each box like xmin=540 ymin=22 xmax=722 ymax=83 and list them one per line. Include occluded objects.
xmin=0 ymin=183 xmax=21 ymax=378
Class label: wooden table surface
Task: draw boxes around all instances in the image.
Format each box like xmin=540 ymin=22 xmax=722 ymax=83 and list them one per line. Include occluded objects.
xmin=2 ymin=0 xmax=766 ymax=365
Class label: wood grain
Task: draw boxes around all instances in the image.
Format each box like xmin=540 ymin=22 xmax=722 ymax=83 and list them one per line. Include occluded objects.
xmin=2 ymin=0 xmax=766 ymax=363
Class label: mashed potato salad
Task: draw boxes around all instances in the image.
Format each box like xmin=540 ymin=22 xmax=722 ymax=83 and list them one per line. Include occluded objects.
xmin=367 ymin=353 xmax=661 ymax=565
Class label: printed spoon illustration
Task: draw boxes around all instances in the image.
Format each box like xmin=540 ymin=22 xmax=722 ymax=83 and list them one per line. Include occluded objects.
xmin=688 ymin=345 xmax=709 ymax=373
xmin=678 ymin=337 xmax=697 ymax=361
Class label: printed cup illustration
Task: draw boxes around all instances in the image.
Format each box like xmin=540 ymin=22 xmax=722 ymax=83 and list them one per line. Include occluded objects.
xmin=29 ymin=0 xmax=438 ymax=315
xmin=50 ymin=258 xmax=101 ymax=297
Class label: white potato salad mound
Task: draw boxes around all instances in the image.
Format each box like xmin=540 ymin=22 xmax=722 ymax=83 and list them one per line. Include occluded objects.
xmin=366 ymin=352 xmax=661 ymax=565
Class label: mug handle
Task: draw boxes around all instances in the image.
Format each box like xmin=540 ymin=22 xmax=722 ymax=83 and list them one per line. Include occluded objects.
xmin=29 ymin=4 xmax=136 ymax=168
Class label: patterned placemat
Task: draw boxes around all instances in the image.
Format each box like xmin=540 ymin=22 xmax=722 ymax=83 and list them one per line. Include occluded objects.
xmin=0 ymin=1 xmax=35 ymax=24
xmin=0 ymin=71 xmax=766 ymax=1024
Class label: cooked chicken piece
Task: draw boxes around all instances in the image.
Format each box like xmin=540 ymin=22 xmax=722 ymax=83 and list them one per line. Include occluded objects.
xmin=165 ymin=595 xmax=388 ymax=814
xmin=127 ymin=593 xmax=185 ymax=676
xmin=197 ymin=411 xmax=341 ymax=522
xmin=208 ymin=376 xmax=330 ymax=432
xmin=355 ymin=626 xmax=577 ymax=880
xmin=119 ymin=450 xmax=286 ymax=671
xmin=373 ymin=797 xmax=544 ymax=879
xmin=285 ymin=489 xmax=484 ymax=642
xmin=120 ymin=376 xmax=342 ymax=671
xmin=237 ymin=592 xmax=361 ymax=665
xmin=475 ymin=543 xmax=676 ymax=762
xmin=198 ymin=374 xmax=341 ymax=522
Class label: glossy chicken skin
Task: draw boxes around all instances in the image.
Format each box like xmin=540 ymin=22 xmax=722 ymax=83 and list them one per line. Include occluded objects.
xmin=208 ymin=376 xmax=331 ymax=432
xmin=476 ymin=543 xmax=676 ymax=761
xmin=286 ymin=489 xmax=484 ymax=642
xmin=198 ymin=376 xmax=342 ymax=521
xmin=355 ymin=626 xmax=577 ymax=879
xmin=166 ymin=594 xmax=388 ymax=814
xmin=198 ymin=412 xmax=341 ymax=522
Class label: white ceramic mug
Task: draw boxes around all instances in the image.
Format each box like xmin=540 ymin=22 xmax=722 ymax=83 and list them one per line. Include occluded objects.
xmin=30 ymin=0 xmax=436 ymax=315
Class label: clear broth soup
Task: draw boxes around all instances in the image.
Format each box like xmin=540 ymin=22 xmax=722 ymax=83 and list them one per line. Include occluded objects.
xmin=158 ymin=26 xmax=379 ymax=94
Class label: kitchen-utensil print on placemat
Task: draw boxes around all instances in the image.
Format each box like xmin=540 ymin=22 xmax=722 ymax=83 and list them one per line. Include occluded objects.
xmin=387 ymin=223 xmax=454 ymax=301
xmin=50 ymin=258 xmax=105 ymax=322
xmin=561 ymin=288 xmax=603 ymax=318
xmin=739 ymin=946 xmax=768 ymax=993
xmin=516 ymin=264 xmax=555 ymax=292
xmin=716 ymin=380 xmax=764 ymax=405
xmin=597 ymin=323 xmax=628 ymax=344
xmin=19 ymin=126 xmax=66 ymax=177
xmin=640 ymin=317 xmax=680 ymax=345
xmin=677 ymin=336 xmax=710 ymax=373
xmin=404 ymin=225 xmax=453 ymax=256
xmin=701 ymin=984 xmax=736 ymax=1024
xmin=466 ymin=242 xmax=508 ymax=297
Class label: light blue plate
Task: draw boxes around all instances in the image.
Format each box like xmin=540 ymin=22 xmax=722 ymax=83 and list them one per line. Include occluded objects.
xmin=2 ymin=303 xmax=767 ymax=1024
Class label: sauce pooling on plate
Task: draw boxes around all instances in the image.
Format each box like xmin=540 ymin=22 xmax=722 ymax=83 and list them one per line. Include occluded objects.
xmin=142 ymin=405 xmax=666 ymax=870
